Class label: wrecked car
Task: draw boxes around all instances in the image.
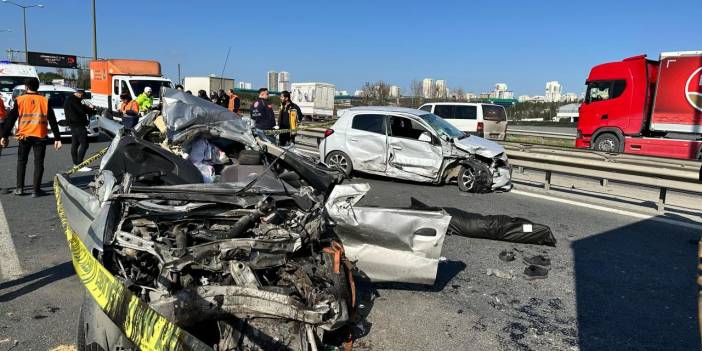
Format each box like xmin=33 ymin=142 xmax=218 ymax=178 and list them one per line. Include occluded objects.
xmin=319 ymin=106 xmax=512 ymax=193
xmin=56 ymin=89 xmax=452 ymax=351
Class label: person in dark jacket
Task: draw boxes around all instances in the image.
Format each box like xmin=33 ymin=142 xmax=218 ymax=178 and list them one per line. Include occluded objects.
xmin=197 ymin=90 xmax=210 ymax=101
xmin=217 ymin=89 xmax=229 ymax=109
xmin=278 ymin=90 xmax=303 ymax=146
xmin=250 ymin=88 xmax=276 ymax=141
xmin=64 ymin=89 xmax=95 ymax=171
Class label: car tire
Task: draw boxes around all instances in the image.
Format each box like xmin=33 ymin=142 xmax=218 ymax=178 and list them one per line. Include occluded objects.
xmin=457 ymin=161 xmax=491 ymax=193
xmin=593 ymin=133 xmax=620 ymax=153
xmin=325 ymin=151 xmax=353 ymax=176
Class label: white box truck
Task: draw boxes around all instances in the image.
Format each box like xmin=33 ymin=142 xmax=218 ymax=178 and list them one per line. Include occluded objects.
xmin=183 ymin=76 xmax=235 ymax=95
xmin=0 ymin=63 xmax=38 ymax=108
xmin=291 ymin=82 xmax=335 ymax=119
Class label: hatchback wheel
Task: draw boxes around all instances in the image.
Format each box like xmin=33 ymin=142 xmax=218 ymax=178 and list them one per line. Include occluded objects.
xmin=457 ymin=162 xmax=491 ymax=193
xmin=325 ymin=151 xmax=353 ymax=176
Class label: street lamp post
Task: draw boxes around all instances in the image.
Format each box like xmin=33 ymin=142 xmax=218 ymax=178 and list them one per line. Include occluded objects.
xmin=2 ymin=1 xmax=44 ymax=63
xmin=91 ymin=0 xmax=97 ymax=60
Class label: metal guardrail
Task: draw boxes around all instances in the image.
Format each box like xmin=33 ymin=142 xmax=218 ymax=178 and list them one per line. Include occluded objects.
xmin=295 ymin=127 xmax=702 ymax=213
xmin=506 ymin=129 xmax=576 ymax=140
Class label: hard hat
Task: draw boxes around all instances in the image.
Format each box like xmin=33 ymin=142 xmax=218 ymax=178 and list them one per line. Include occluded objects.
xmin=144 ymin=86 xmax=152 ymax=93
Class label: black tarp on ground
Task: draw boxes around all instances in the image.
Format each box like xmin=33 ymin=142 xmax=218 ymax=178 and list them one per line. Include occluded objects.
xmin=410 ymin=198 xmax=557 ymax=247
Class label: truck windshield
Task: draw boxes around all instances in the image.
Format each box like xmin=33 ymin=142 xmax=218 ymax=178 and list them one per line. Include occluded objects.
xmin=0 ymin=77 xmax=28 ymax=93
xmin=419 ymin=113 xmax=466 ymax=139
xmin=130 ymin=80 xmax=172 ymax=98
xmin=482 ymin=105 xmax=507 ymax=121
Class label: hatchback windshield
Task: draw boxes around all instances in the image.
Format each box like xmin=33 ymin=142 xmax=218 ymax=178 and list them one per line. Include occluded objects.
xmin=419 ymin=113 xmax=466 ymax=139
xmin=130 ymin=80 xmax=172 ymax=98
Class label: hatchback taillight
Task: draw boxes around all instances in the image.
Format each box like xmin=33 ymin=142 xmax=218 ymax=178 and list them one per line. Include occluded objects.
xmin=324 ymin=129 xmax=334 ymax=138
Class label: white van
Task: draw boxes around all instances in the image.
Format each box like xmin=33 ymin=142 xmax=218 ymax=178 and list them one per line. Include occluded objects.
xmin=418 ymin=102 xmax=508 ymax=141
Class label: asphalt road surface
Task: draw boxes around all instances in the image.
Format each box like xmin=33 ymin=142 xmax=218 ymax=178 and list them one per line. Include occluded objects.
xmin=0 ymin=137 xmax=699 ymax=351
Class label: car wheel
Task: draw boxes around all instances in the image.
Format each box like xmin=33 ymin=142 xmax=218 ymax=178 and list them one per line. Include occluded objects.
xmin=457 ymin=161 xmax=491 ymax=193
xmin=325 ymin=151 xmax=353 ymax=176
xmin=593 ymin=133 xmax=620 ymax=153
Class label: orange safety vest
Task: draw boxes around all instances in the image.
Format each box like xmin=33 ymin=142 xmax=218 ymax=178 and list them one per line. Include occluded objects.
xmin=227 ymin=94 xmax=239 ymax=112
xmin=0 ymin=99 xmax=6 ymax=120
xmin=120 ymin=100 xmax=140 ymax=114
xmin=16 ymin=93 xmax=49 ymax=139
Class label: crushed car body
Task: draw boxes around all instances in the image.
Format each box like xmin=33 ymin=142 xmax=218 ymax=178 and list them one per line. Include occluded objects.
xmin=56 ymin=88 xmax=452 ymax=350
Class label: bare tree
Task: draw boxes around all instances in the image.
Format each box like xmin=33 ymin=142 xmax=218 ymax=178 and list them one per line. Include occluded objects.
xmin=361 ymin=80 xmax=391 ymax=105
xmin=409 ymin=79 xmax=423 ymax=107
xmin=453 ymin=87 xmax=466 ymax=101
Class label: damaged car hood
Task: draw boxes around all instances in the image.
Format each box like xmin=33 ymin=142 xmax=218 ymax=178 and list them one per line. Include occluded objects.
xmin=452 ymin=135 xmax=505 ymax=158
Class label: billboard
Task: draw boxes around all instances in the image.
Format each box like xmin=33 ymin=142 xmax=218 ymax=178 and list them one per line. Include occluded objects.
xmin=27 ymin=51 xmax=78 ymax=69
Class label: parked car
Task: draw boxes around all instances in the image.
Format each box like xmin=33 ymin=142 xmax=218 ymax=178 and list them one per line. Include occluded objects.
xmin=419 ymin=102 xmax=508 ymax=140
xmin=11 ymin=85 xmax=99 ymax=138
xmin=320 ymin=106 xmax=512 ymax=193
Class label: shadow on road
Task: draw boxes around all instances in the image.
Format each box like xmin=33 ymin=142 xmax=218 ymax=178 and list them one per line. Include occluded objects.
xmin=0 ymin=261 xmax=75 ymax=302
xmin=573 ymin=218 xmax=700 ymax=350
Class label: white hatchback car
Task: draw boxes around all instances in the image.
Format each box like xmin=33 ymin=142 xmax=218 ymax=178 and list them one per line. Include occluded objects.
xmin=12 ymin=85 xmax=99 ymax=138
xmin=320 ymin=106 xmax=512 ymax=193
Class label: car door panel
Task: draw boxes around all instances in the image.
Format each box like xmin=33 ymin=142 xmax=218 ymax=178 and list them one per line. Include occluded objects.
xmin=387 ymin=136 xmax=443 ymax=179
xmin=345 ymin=114 xmax=387 ymax=172
xmin=325 ymin=183 xmax=450 ymax=285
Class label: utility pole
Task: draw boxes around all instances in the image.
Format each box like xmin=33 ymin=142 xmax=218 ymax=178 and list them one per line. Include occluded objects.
xmin=91 ymin=0 xmax=97 ymax=60
xmin=2 ymin=1 xmax=44 ymax=63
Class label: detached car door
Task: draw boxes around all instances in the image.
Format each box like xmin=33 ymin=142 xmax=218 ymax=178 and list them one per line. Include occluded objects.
xmin=386 ymin=115 xmax=443 ymax=180
xmin=345 ymin=114 xmax=387 ymax=172
xmin=325 ymin=183 xmax=450 ymax=285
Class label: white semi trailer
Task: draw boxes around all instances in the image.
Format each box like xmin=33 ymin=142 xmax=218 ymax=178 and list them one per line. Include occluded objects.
xmin=291 ymin=82 xmax=335 ymax=119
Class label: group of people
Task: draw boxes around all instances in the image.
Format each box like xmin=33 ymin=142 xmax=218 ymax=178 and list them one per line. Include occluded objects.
xmin=250 ymin=88 xmax=303 ymax=146
xmin=0 ymin=78 xmax=304 ymax=199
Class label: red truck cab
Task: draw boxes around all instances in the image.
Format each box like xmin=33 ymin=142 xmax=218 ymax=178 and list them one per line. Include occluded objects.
xmin=576 ymin=52 xmax=702 ymax=159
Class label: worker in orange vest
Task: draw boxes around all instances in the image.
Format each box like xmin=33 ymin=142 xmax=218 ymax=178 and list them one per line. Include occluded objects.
xmin=0 ymin=77 xmax=62 ymax=197
xmin=119 ymin=92 xmax=140 ymax=115
xmin=227 ymin=89 xmax=240 ymax=114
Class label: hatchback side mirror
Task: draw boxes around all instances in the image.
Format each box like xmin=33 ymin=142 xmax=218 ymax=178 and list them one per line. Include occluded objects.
xmin=418 ymin=132 xmax=432 ymax=143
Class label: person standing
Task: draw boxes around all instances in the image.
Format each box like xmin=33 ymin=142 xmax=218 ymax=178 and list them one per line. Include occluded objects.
xmin=227 ymin=89 xmax=240 ymax=114
xmin=197 ymin=90 xmax=210 ymax=101
xmin=250 ymin=88 xmax=276 ymax=141
xmin=0 ymin=77 xmax=62 ymax=197
xmin=136 ymin=86 xmax=153 ymax=113
xmin=279 ymin=90 xmax=303 ymax=146
xmin=217 ymin=89 xmax=229 ymax=109
xmin=64 ymin=89 xmax=95 ymax=171
xmin=119 ymin=92 xmax=140 ymax=130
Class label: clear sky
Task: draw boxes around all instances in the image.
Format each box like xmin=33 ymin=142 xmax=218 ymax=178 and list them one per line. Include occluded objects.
xmin=0 ymin=0 xmax=698 ymax=96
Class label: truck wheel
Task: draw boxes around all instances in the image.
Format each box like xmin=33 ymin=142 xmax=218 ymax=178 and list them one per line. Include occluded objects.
xmin=325 ymin=151 xmax=353 ymax=176
xmin=457 ymin=161 xmax=491 ymax=193
xmin=593 ymin=134 xmax=620 ymax=153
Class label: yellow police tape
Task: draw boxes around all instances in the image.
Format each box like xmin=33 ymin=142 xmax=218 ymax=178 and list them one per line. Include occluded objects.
xmin=54 ymin=148 xmax=213 ymax=351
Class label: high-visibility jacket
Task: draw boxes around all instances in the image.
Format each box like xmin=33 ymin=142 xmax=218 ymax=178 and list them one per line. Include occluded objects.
xmin=0 ymin=99 xmax=6 ymax=120
xmin=227 ymin=94 xmax=239 ymax=112
xmin=136 ymin=93 xmax=153 ymax=112
xmin=120 ymin=100 xmax=140 ymax=115
xmin=15 ymin=93 xmax=49 ymax=139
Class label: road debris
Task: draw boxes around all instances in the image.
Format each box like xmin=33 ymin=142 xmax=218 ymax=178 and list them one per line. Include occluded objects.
xmin=524 ymin=265 xmax=549 ymax=280
xmin=524 ymin=255 xmax=551 ymax=267
xmin=486 ymin=268 xmax=514 ymax=279
xmin=499 ymin=250 xmax=516 ymax=262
